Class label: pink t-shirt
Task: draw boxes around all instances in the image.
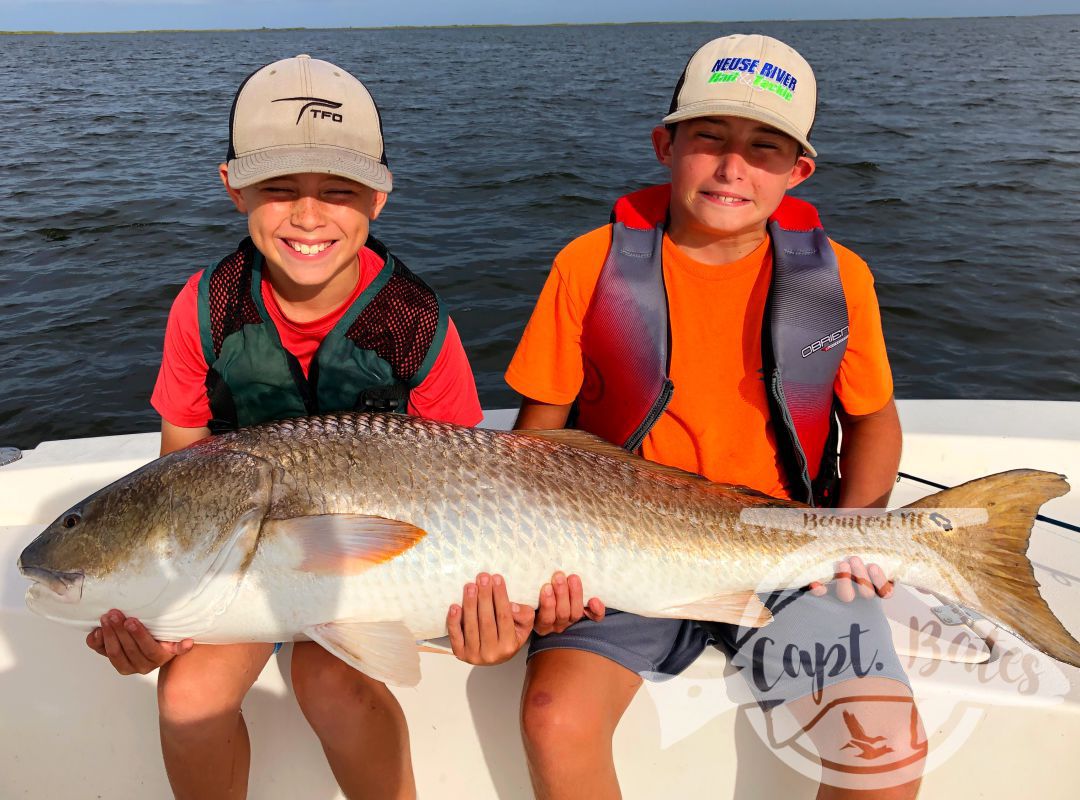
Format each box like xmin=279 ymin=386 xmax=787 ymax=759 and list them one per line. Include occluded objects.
xmin=151 ymin=246 xmax=483 ymax=428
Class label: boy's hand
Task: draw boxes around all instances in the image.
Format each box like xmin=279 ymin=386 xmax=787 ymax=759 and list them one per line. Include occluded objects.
xmin=533 ymin=571 xmax=605 ymax=636
xmin=85 ymin=610 xmax=194 ymax=675
xmin=809 ymin=556 xmax=893 ymax=602
xmin=447 ymin=574 xmax=535 ymax=666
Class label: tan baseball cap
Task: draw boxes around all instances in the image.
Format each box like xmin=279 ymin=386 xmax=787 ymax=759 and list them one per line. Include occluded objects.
xmin=226 ymin=54 xmax=392 ymax=192
xmin=663 ymin=34 xmax=818 ymax=157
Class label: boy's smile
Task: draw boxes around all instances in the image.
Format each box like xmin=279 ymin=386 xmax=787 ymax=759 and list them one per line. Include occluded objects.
xmin=700 ymin=190 xmax=751 ymax=207
xmin=283 ymin=238 xmax=334 ymax=256
xmin=653 ymin=116 xmax=815 ymax=264
xmin=220 ymin=168 xmax=388 ymax=320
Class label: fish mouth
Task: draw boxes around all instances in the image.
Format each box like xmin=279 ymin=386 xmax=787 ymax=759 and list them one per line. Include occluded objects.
xmin=18 ymin=562 xmax=85 ymax=604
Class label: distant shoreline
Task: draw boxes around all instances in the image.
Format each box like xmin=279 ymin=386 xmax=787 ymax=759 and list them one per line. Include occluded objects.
xmin=2 ymin=14 xmax=1076 ymax=35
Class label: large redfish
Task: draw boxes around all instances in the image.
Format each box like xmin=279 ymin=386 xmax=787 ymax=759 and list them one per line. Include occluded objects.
xmin=17 ymin=413 xmax=1079 ymax=684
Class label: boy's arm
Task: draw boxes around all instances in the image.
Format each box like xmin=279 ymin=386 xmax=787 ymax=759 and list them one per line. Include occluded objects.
xmin=407 ymin=319 xmax=483 ymax=426
xmin=513 ymin=397 xmax=573 ymax=431
xmin=837 ymin=396 xmax=902 ymax=510
xmin=810 ymin=397 xmax=902 ymax=602
xmin=160 ymin=419 xmax=211 ymax=456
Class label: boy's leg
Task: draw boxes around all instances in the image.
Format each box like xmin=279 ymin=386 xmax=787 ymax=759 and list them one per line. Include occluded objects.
xmin=520 ymin=609 xmax=711 ymax=799
xmin=521 ymin=649 xmax=643 ymax=800
xmin=291 ymin=641 xmax=415 ymax=800
xmin=717 ymin=590 xmax=923 ymax=799
xmin=157 ymin=641 xmax=276 ymax=800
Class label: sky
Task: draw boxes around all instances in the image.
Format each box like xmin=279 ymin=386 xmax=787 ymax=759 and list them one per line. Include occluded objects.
xmin=2 ymin=0 xmax=1078 ymax=32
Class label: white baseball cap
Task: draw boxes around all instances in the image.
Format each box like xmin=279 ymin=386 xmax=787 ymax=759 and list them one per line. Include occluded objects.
xmin=664 ymin=34 xmax=818 ymax=157
xmin=226 ymin=54 xmax=393 ymax=192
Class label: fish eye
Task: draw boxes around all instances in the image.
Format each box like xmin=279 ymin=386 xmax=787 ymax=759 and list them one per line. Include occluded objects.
xmin=62 ymin=512 xmax=81 ymax=529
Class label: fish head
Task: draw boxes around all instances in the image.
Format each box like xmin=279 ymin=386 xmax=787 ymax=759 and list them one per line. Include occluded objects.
xmin=18 ymin=444 xmax=274 ymax=632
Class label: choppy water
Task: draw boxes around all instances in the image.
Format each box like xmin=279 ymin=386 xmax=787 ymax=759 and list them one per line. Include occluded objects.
xmin=1 ymin=17 xmax=1078 ymax=449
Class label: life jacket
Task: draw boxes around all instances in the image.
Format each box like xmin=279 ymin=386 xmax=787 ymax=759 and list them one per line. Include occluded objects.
xmin=197 ymin=236 xmax=447 ymax=433
xmin=577 ymin=184 xmax=846 ymax=506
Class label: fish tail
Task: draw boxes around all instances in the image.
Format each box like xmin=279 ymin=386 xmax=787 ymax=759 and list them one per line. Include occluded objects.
xmin=903 ymin=469 xmax=1080 ymax=668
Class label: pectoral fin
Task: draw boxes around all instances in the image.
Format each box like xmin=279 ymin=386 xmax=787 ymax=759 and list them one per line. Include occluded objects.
xmin=658 ymin=591 xmax=773 ymax=627
xmin=265 ymin=515 xmax=427 ymax=575
xmin=305 ymin=620 xmax=422 ymax=686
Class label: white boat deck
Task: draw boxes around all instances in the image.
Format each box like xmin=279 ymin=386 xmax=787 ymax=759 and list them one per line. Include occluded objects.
xmin=2 ymin=400 xmax=1078 ymax=798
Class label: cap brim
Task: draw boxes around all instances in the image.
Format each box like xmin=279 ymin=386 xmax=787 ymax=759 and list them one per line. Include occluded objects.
xmin=227 ymin=145 xmax=393 ymax=192
xmin=662 ymin=101 xmax=817 ymax=157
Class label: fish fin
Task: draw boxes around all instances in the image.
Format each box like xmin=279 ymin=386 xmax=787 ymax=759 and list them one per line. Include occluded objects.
xmin=266 ymin=515 xmax=427 ymax=575
xmin=512 ymin=428 xmax=705 ymax=482
xmin=510 ymin=429 xmax=788 ymax=505
xmin=305 ymin=620 xmax=422 ymax=686
xmin=657 ymin=591 xmax=773 ymax=627
xmin=511 ymin=427 xmax=638 ymax=453
xmin=904 ymin=469 xmax=1080 ymax=668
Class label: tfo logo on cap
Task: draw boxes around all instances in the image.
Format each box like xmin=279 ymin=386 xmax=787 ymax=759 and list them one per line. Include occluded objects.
xmin=273 ymin=96 xmax=344 ymax=125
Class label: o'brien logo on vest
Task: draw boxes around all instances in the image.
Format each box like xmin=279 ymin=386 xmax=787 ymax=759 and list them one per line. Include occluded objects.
xmin=802 ymin=326 xmax=850 ymax=359
xmin=707 ymin=56 xmax=799 ymax=101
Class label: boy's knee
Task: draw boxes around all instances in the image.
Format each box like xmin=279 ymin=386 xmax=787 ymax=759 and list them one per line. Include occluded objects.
xmin=520 ymin=685 xmax=608 ymax=755
xmin=157 ymin=666 xmax=244 ymax=730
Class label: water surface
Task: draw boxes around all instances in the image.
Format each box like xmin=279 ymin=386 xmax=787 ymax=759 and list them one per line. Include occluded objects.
xmin=1 ymin=17 xmax=1078 ymax=448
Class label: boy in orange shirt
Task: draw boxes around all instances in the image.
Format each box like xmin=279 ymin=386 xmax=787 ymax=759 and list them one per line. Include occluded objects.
xmin=506 ymin=35 xmax=921 ymax=799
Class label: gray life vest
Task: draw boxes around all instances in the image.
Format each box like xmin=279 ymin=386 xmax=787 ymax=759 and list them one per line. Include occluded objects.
xmin=575 ymin=187 xmax=847 ymax=506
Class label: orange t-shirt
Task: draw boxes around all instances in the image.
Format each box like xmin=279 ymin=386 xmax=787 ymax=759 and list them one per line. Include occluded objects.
xmin=505 ymin=225 xmax=893 ymax=499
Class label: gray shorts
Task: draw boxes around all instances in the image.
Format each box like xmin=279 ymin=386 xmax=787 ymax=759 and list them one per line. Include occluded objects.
xmin=527 ymin=588 xmax=910 ymax=710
